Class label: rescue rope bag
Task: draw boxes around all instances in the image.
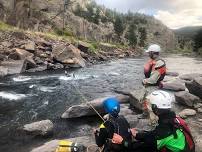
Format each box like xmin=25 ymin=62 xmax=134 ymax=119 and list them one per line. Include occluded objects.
xmin=55 ymin=140 xmax=82 ymax=152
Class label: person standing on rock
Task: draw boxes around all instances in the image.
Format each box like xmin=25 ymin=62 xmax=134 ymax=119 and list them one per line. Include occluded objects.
xmin=112 ymin=90 xmax=195 ymax=152
xmin=93 ymin=97 xmax=132 ymax=152
xmin=143 ymin=44 xmax=166 ymax=86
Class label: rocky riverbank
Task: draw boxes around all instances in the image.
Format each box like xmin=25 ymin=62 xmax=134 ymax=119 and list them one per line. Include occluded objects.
xmin=0 ymin=30 xmax=141 ymax=77
xmin=29 ymin=73 xmax=202 ymax=152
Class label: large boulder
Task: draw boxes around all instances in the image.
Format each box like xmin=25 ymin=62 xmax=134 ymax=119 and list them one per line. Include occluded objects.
xmin=23 ymin=120 xmax=53 ymax=136
xmin=160 ymin=80 xmax=186 ymax=91
xmin=31 ymin=136 xmax=94 ymax=152
xmin=185 ymin=77 xmax=202 ymax=99
xmin=78 ymin=41 xmax=90 ymax=52
xmin=53 ymin=44 xmax=85 ymax=68
xmin=179 ymin=73 xmax=202 ymax=81
xmin=115 ymin=88 xmax=147 ymax=111
xmin=8 ymin=48 xmax=34 ymax=60
xmin=0 ymin=66 xmax=8 ymax=77
xmin=178 ymin=109 xmax=196 ymax=118
xmin=175 ymin=91 xmax=201 ymax=107
xmin=61 ymin=95 xmax=129 ymax=119
xmin=0 ymin=60 xmax=27 ymax=75
xmin=22 ymin=41 xmax=36 ymax=53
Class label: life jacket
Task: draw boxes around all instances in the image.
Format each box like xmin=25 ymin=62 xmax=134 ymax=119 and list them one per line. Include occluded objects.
xmin=144 ymin=59 xmax=166 ymax=84
xmin=105 ymin=116 xmax=132 ymax=152
xmin=161 ymin=117 xmax=195 ymax=152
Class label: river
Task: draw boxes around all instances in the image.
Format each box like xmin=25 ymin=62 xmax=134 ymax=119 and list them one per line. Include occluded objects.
xmin=0 ymin=55 xmax=202 ymax=152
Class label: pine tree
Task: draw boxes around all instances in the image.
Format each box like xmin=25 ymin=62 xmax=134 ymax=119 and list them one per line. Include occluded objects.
xmin=194 ymin=29 xmax=202 ymax=52
xmin=94 ymin=8 xmax=100 ymax=24
xmin=114 ymin=16 xmax=124 ymax=37
xmin=127 ymin=24 xmax=137 ymax=47
xmin=139 ymin=27 xmax=147 ymax=47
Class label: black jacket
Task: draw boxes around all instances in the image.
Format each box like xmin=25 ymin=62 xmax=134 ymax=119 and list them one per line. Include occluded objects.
xmin=95 ymin=115 xmax=132 ymax=152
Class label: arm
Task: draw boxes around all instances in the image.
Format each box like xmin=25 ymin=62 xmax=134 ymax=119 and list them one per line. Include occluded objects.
xmin=143 ymin=60 xmax=165 ymax=85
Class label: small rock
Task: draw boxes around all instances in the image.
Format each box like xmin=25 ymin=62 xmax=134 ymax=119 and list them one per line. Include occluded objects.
xmin=175 ymin=91 xmax=201 ymax=107
xmin=178 ymin=109 xmax=196 ymax=118
xmin=194 ymin=103 xmax=202 ymax=109
xmin=1 ymin=41 xmax=12 ymax=48
xmin=24 ymin=41 xmax=36 ymax=53
xmin=23 ymin=120 xmax=53 ymax=136
xmin=197 ymin=108 xmax=202 ymax=113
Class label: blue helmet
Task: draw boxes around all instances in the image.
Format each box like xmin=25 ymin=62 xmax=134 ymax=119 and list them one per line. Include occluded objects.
xmin=103 ymin=98 xmax=120 ymax=117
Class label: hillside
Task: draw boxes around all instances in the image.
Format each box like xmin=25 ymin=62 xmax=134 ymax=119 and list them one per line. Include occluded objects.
xmin=0 ymin=0 xmax=177 ymax=77
xmin=174 ymin=26 xmax=202 ymax=39
xmin=0 ymin=0 xmax=176 ymax=51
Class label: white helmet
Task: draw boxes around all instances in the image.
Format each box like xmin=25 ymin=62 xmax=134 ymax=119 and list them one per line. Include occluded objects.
xmin=145 ymin=44 xmax=161 ymax=53
xmin=146 ymin=90 xmax=172 ymax=109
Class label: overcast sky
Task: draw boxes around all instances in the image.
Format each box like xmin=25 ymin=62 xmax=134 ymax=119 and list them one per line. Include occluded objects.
xmin=95 ymin=0 xmax=202 ymax=29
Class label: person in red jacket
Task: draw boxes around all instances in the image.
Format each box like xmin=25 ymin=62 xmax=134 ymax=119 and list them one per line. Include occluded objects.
xmin=143 ymin=44 xmax=166 ymax=86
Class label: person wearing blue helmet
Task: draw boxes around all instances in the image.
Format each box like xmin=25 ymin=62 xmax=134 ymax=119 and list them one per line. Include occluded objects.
xmin=94 ymin=97 xmax=132 ymax=152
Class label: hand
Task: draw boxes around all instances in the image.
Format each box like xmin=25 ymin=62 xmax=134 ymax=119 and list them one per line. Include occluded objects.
xmin=143 ymin=100 xmax=148 ymax=110
xmin=130 ymin=128 xmax=137 ymax=137
xmin=93 ymin=128 xmax=99 ymax=135
xmin=142 ymin=79 xmax=147 ymax=85
xmin=112 ymin=133 xmax=123 ymax=144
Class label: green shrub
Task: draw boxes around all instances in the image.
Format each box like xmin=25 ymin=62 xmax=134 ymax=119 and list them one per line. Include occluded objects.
xmin=0 ymin=21 xmax=15 ymax=31
xmin=54 ymin=28 xmax=73 ymax=37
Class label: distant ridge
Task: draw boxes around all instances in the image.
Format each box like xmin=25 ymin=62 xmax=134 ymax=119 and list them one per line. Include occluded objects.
xmin=174 ymin=26 xmax=202 ymax=39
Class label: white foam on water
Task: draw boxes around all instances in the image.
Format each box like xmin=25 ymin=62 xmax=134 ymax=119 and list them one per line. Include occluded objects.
xmin=0 ymin=92 xmax=27 ymax=100
xmin=13 ymin=76 xmax=32 ymax=82
xmin=59 ymin=74 xmax=97 ymax=81
xmin=29 ymin=84 xmax=37 ymax=89
xmin=38 ymin=86 xmax=57 ymax=92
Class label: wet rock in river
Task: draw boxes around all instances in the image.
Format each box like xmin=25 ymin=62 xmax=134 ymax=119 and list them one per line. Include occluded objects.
xmin=23 ymin=120 xmax=53 ymax=136
xmin=61 ymin=95 xmax=129 ymax=119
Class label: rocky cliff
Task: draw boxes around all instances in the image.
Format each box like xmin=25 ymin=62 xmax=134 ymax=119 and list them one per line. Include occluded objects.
xmin=0 ymin=0 xmax=176 ymax=51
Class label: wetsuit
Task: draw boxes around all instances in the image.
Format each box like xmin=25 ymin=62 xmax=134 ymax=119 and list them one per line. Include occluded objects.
xmin=94 ymin=115 xmax=132 ymax=152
